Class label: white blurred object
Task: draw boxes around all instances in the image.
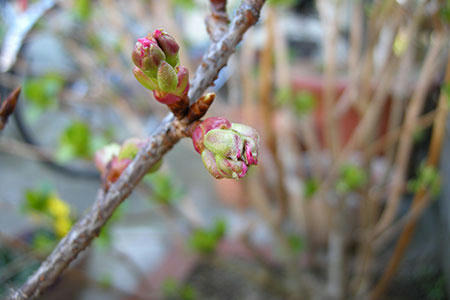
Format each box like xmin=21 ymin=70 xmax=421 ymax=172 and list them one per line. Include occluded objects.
xmin=0 ymin=0 xmax=56 ymax=72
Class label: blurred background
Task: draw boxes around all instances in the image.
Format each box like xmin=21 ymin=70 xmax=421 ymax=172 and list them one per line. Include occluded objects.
xmin=0 ymin=0 xmax=449 ymax=299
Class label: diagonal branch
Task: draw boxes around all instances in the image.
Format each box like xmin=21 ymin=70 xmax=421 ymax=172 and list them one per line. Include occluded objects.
xmin=205 ymin=0 xmax=229 ymax=42
xmin=7 ymin=1 xmax=265 ymax=299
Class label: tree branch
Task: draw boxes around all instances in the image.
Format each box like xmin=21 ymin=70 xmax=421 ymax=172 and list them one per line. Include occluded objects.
xmin=7 ymin=1 xmax=265 ymax=299
xmin=205 ymin=0 xmax=229 ymax=42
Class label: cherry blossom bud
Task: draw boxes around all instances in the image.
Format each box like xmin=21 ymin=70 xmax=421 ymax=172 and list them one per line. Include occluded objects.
xmin=157 ymin=61 xmax=178 ymax=93
xmin=153 ymin=29 xmax=180 ymax=67
xmin=191 ymin=117 xmax=259 ymax=180
xmin=201 ymin=149 xmax=223 ymax=179
xmin=94 ymin=143 xmax=121 ymax=175
xmin=133 ymin=67 xmax=158 ymax=91
xmin=231 ymin=123 xmax=259 ymax=165
xmin=192 ymin=117 xmax=231 ymax=154
xmin=132 ymin=37 xmax=165 ymax=77
xmin=132 ymin=30 xmax=189 ymax=116
xmin=204 ymin=129 xmax=244 ymax=161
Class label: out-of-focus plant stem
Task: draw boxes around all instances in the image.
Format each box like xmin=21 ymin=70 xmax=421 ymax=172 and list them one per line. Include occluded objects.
xmin=371 ymin=55 xmax=450 ymax=300
xmin=259 ymin=6 xmax=288 ymax=224
xmin=375 ymin=32 xmax=447 ymax=236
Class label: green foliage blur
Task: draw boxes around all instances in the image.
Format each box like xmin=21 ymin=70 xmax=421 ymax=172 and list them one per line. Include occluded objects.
xmin=162 ymin=278 xmax=197 ymax=300
xmin=336 ymin=163 xmax=367 ymax=194
xmin=189 ymin=219 xmax=227 ymax=255
xmin=407 ymin=163 xmax=441 ymax=196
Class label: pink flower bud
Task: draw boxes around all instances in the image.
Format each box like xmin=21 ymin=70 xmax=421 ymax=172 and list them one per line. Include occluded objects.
xmin=192 ymin=117 xmax=231 ymax=154
xmin=191 ymin=117 xmax=259 ymax=180
xmin=118 ymin=138 xmax=145 ymax=160
xmin=204 ymin=129 xmax=244 ymax=161
xmin=152 ymin=29 xmax=180 ymax=67
xmin=95 ymin=143 xmax=121 ymax=175
xmin=201 ymin=149 xmax=224 ymax=179
xmin=157 ymin=61 xmax=178 ymax=93
xmin=175 ymin=66 xmax=189 ymax=97
xmin=133 ymin=67 xmax=158 ymax=90
xmin=132 ymin=38 xmax=165 ymax=77
xmin=231 ymin=123 xmax=259 ymax=165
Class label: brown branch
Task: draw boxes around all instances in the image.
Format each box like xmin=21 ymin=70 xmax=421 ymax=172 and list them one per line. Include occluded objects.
xmin=7 ymin=1 xmax=265 ymax=299
xmin=370 ymin=54 xmax=450 ymax=300
xmin=0 ymin=86 xmax=21 ymax=130
xmin=206 ymin=0 xmax=230 ymax=42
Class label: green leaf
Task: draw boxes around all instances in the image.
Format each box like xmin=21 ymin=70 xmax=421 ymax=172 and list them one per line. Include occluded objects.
xmin=145 ymin=173 xmax=183 ymax=205
xmin=442 ymin=83 xmax=450 ymax=107
xmin=172 ymin=0 xmax=196 ymax=9
xmin=57 ymin=121 xmax=93 ymax=161
xmin=304 ymin=178 xmax=319 ymax=199
xmin=74 ymin=0 xmax=92 ymax=21
xmin=22 ymin=185 xmax=53 ymax=213
xmin=407 ymin=163 xmax=441 ymax=196
xmin=288 ymin=235 xmax=305 ymax=254
xmin=336 ymin=163 xmax=367 ymax=194
xmin=189 ymin=219 xmax=227 ymax=255
xmin=293 ymin=91 xmax=316 ymax=116
xmin=268 ymin=0 xmax=296 ymax=7
xmin=23 ymin=73 xmax=64 ymax=111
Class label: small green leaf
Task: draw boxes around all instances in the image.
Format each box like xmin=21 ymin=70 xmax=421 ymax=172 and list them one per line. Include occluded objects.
xmin=57 ymin=121 xmax=93 ymax=161
xmin=189 ymin=219 xmax=227 ymax=255
xmin=74 ymin=0 xmax=92 ymax=21
xmin=407 ymin=163 xmax=441 ymax=196
xmin=304 ymin=178 xmax=319 ymax=199
xmin=23 ymin=73 xmax=64 ymax=111
xmin=145 ymin=173 xmax=183 ymax=205
xmin=288 ymin=235 xmax=305 ymax=254
xmin=293 ymin=91 xmax=316 ymax=116
xmin=336 ymin=163 xmax=367 ymax=194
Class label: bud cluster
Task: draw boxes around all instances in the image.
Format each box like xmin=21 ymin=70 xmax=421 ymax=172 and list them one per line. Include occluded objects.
xmin=132 ymin=29 xmax=189 ymax=106
xmin=192 ymin=117 xmax=259 ymax=179
xmin=95 ymin=138 xmax=161 ymax=189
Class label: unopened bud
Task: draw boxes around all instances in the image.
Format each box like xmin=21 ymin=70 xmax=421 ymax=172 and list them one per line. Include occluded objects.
xmin=204 ymin=129 xmax=244 ymax=161
xmin=192 ymin=117 xmax=259 ymax=180
xmin=153 ymin=29 xmax=180 ymax=67
xmin=133 ymin=67 xmax=158 ymax=91
xmin=231 ymin=123 xmax=259 ymax=165
xmin=192 ymin=117 xmax=231 ymax=154
xmin=157 ymin=61 xmax=178 ymax=93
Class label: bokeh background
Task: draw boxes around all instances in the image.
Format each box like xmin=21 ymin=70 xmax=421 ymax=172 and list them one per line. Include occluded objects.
xmin=1 ymin=0 xmax=449 ymax=299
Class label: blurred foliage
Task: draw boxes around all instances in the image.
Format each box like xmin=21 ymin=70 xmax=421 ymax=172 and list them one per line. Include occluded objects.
xmin=172 ymin=0 xmax=196 ymax=10
xmin=276 ymin=88 xmax=316 ymax=116
xmin=73 ymin=0 xmax=92 ymax=21
xmin=442 ymin=82 xmax=450 ymax=106
xmin=407 ymin=163 xmax=441 ymax=196
xmin=189 ymin=219 xmax=227 ymax=255
xmin=57 ymin=120 xmax=93 ymax=161
xmin=268 ymin=0 xmax=297 ymax=6
xmin=23 ymin=73 xmax=64 ymax=119
xmin=145 ymin=171 xmax=184 ymax=205
xmin=162 ymin=277 xmax=197 ymax=300
xmin=287 ymin=234 xmax=305 ymax=254
xmin=304 ymin=178 xmax=319 ymax=199
xmin=336 ymin=163 xmax=367 ymax=194
xmin=440 ymin=0 xmax=450 ymax=23
xmin=98 ymin=273 xmax=113 ymax=289
xmin=22 ymin=185 xmax=73 ymax=239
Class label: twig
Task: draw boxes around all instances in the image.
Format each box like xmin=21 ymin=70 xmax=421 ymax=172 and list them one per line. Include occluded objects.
xmin=370 ymin=54 xmax=450 ymax=300
xmin=206 ymin=0 xmax=230 ymax=42
xmin=259 ymin=6 xmax=288 ymax=223
xmin=7 ymin=1 xmax=265 ymax=299
xmin=0 ymin=86 xmax=20 ymax=130
xmin=374 ymin=32 xmax=446 ymax=235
